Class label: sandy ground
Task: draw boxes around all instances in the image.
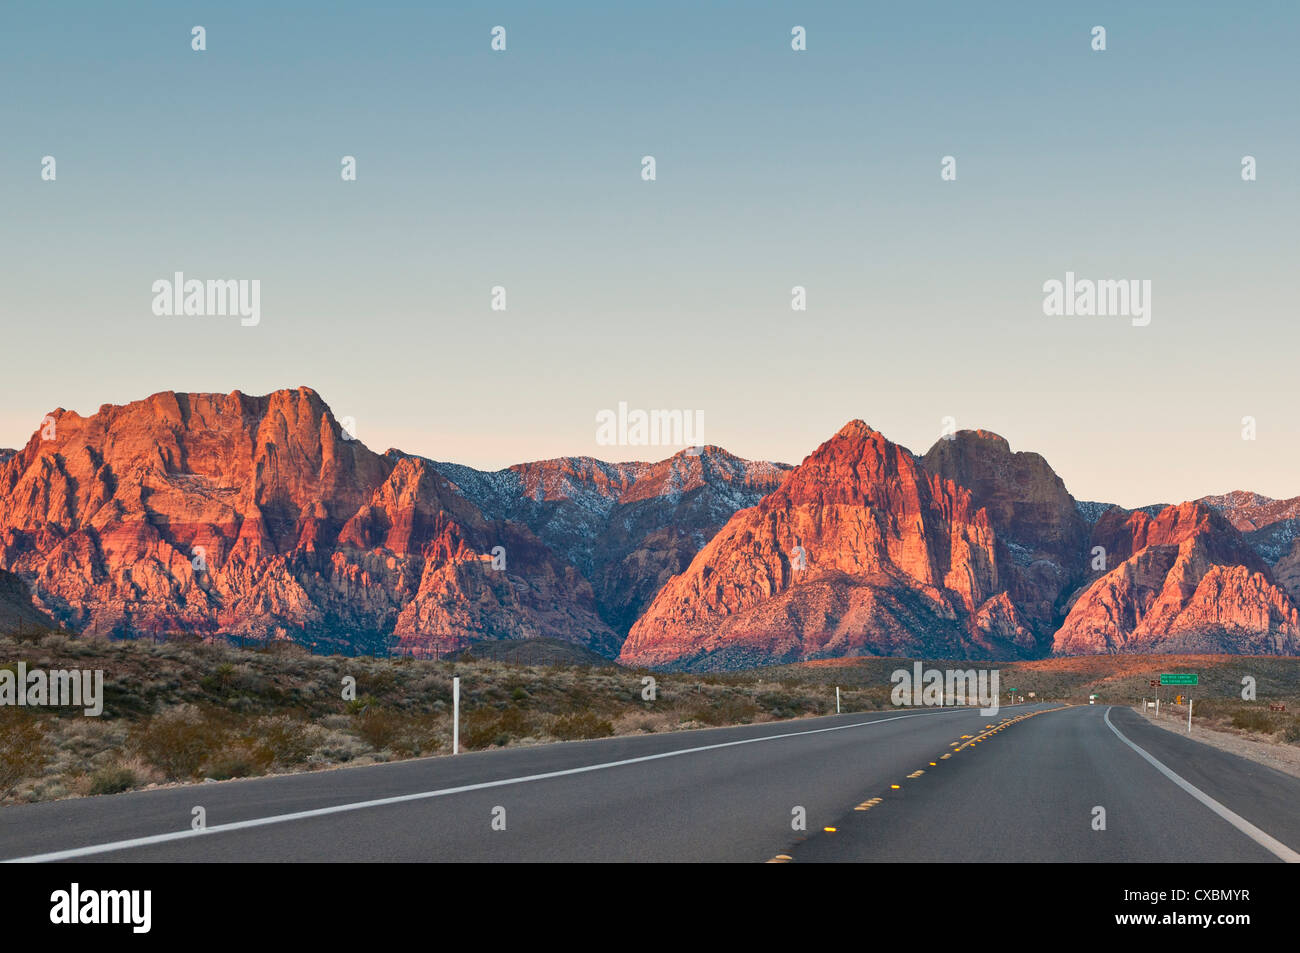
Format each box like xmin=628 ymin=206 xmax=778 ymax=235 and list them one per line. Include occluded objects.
xmin=1133 ymin=705 xmax=1300 ymax=781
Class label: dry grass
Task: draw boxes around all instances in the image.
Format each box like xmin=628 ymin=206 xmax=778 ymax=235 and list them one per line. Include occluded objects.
xmin=0 ymin=632 xmax=848 ymax=804
xmin=8 ymin=633 xmax=1296 ymax=806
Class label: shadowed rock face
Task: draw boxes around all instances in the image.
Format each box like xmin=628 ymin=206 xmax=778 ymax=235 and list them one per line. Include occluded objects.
xmin=0 ymin=388 xmax=616 ymax=655
xmin=428 ymin=448 xmax=791 ymax=635
xmin=922 ymin=430 xmax=1089 ymax=647
xmin=0 ymin=568 xmax=53 ymax=633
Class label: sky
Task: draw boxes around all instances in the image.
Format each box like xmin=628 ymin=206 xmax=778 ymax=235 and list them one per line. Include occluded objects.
xmin=1 ymin=1 xmax=1297 ymax=508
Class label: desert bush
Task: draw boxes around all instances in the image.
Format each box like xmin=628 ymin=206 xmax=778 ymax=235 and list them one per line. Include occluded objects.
xmin=204 ymin=744 xmax=262 ymax=780
xmin=1230 ymin=709 xmax=1277 ymax=733
xmin=248 ymin=715 xmax=316 ymax=767
xmin=354 ymin=707 xmax=403 ymax=750
xmin=461 ymin=706 xmax=537 ymax=749
xmin=1188 ymin=697 xmax=1226 ymax=718
xmin=132 ymin=705 xmax=228 ymax=780
xmin=551 ymin=711 xmax=615 ymax=741
xmin=199 ymin=662 xmax=238 ymax=694
xmin=689 ymin=695 xmax=761 ymax=726
xmin=346 ymin=694 xmax=380 ymax=715
xmin=0 ymin=715 xmax=47 ymax=796
xmin=88 ymin=763 xmax=138 ymax=796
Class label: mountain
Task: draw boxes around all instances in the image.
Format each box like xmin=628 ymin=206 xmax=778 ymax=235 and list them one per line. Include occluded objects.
xmin=1052 ymin=502 xmax=1300 ymax=654
xmin=4 ymin=389 xmax=1299 ymax=667
xmin=0 ymin=388 xmax=616 ymax=655
xmin=1199 ymin=490 xmax=1300 ymax=564
xmin=621 ymin=424 xmax=1300 ymax=669
xmin=428 ymin=449 xmax=790 ymax=634
xmin=618 ymin=422 xmax=1039 ymax=670
xmin=921 ymin=430 xmax=1088 ymax=645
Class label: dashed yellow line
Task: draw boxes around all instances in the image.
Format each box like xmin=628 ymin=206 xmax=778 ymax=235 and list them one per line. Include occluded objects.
xmin=951 ymin=705 xmax=1069 ymax=752
xmin=771 ymin=705 xmax=1072 ymax=864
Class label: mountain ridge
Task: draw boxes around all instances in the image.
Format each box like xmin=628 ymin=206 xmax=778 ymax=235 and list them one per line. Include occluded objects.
xmin=2 ymin=387 xmax=1297 ymax=668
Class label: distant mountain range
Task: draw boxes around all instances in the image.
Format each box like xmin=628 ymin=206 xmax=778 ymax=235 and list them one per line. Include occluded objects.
xmin=2 ymin=387 xmax=1299 ymax=669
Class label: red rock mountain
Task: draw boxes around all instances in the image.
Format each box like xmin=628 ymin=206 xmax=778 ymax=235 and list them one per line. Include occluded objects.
xmin=4 ymin=391 xmax=1299 ymax=666
xmin=621 ymin=424 xmax=1300 ymax=669
xmin=1053 ymin=502 xmax=1300 ymax=654
xmin=0 ymin=389 xmax=616 ymax=655
xmin=618 ymin=422 xmax=1040 ymax=669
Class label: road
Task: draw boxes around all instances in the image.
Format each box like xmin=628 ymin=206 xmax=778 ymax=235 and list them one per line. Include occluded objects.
xmin=1 ymin=703 xmax=1297 ymax=862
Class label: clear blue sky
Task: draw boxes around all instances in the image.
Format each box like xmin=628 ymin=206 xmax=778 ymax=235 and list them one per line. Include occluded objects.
xmin=1 ymin=1 xmax=1296 ymax=507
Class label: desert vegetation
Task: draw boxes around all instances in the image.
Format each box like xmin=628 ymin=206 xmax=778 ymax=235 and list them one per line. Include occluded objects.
xmin=0 ymin=632 xmax=870 ymax=804
xmin=5 ymin=633 xmax=1299 ymax=806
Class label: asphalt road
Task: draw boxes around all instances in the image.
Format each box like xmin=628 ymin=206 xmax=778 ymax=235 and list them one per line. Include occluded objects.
xmin=1 ymin=703 xmax=1296 ymax=862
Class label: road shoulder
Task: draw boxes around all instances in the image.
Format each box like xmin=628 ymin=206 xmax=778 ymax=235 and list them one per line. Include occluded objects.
xmin=1131 ymin=706 xmax=1300 ymax=782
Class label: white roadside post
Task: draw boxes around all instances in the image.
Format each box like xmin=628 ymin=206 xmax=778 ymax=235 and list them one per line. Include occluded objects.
xmin=453 ymin=676 xmax=460 ymax=754
xmin=836 ymin=686 xmax=841 ymax=714
xmin=1188 ymin=697 xmax=1192 ymax=733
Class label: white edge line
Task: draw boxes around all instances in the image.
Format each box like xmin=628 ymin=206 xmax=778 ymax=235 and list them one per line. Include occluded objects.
xmin=1103 ymin=706 xmax=1300 ymax=863
xmin=5 ymin=704 xmax=1007 ymax=863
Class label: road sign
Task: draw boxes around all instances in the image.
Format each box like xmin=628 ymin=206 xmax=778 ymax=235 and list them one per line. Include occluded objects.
xmin=1089 ymin=694 xmax=1097 ymax=699
xmin=1160 ymin=674 xmax=1198 ymax=686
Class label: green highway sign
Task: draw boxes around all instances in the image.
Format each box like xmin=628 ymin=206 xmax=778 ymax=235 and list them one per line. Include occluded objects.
xmin=1160 ymin=674 xmax=1198 ymax=686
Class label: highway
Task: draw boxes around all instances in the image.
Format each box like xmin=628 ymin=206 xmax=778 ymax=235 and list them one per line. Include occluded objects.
xmin=1 ymin=703 xmax=1296 ymax=863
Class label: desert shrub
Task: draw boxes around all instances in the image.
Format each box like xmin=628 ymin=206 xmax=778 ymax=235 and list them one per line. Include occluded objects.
xmin=346 ymin=694 xmax=380 ymax=715
xmin=132 ymin=705 xmax=228 ymax=780
xmin=1188 ymin=697 xmax=1226 ymax=718
xmin=551 ymin=711 xmax=615 ymax=741
xmin=1230 ymin=709 xmax=1276 ymax=733
xmin=460 ymin=709 xmax=503 ymax=749
xmin=88 ymin=763 xmax=138 ymax=796
xmin=354 ymin=708 xmax=403 ymax=750
xmin=198 ymin=662 xmax=240 ymax=694
xmin=249 ymin=715 xmax=316 ymax=767
xmin=204 ymin=744 xmax=262 ymax=780
xmin=689 ymin=695 xmax=761 ymax=726
xmin=1282 ymin=720 xmax=1300 ymax=744
xmin=0 ymin=715 xmax=47 ymax=796
xmin=460 ymin=706 xmax=537 ymax=749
